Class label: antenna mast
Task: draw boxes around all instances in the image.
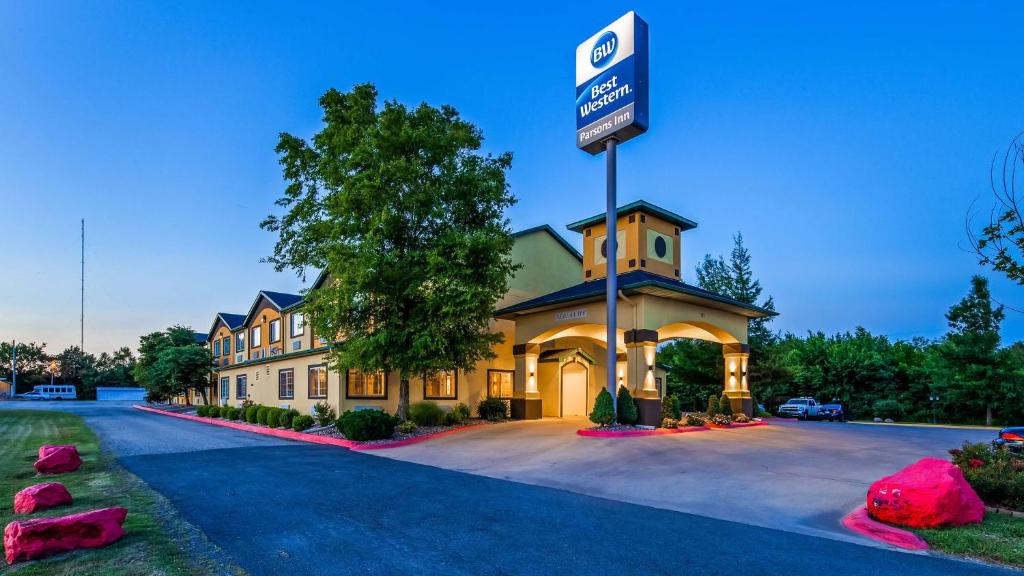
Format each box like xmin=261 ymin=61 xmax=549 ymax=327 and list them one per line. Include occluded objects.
xmin=81 ymin=218 xmax=85 ymax=351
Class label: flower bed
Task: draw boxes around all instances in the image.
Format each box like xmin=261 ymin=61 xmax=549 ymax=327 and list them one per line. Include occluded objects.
xmin=949 ymin=442 xmax=1024 ymax=513
xmin=577 ymin=424 xmax=708 ymax=437
xmin=309 ymin=420 xmax=490 ymax=450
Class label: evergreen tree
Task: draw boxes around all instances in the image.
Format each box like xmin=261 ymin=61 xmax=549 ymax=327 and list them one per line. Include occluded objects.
xmin=706 ymin=395 xmax=719 ymax=416
xmin=718 ymin=393 xmax=733 ymax=417
xmin=616 ymin=386 xmax=639 ymax=425
xmin=590 ymin=388 xmax=616 ymax=426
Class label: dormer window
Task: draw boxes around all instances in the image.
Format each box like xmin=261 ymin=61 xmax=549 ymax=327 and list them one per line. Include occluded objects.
xmin=269 ymin=319 xmax=281 ymax=343
xmin=290 ymin=312 xmax=305 ymax=337
xmin=251 ymin=326 xmax=261 ymax=347
xmin=235 ymin=332 xmax=245 ymax=352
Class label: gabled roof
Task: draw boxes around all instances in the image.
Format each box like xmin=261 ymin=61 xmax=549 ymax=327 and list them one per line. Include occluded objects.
xmin=566 ymin=200 xmax=698 ymax=233
xmin=193 ymin=332 xmax=209 ymax=344
xmin=494 ymin=270 xmax=776 ymax=319
xmin=207 ymin=312 xmax=246 ymax=337
xmin=241 ymin=290 xmax=304 ymax=326
xmin=513 ymin=225 xmax=583 ymax=262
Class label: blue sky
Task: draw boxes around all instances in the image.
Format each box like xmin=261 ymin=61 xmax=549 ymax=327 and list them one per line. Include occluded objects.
xmin=1 ymin=1 xmax=1022 ymax=354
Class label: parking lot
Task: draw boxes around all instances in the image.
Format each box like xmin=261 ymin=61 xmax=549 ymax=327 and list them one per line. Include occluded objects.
xmin=375 ymin=417 xmax=996 ymax=542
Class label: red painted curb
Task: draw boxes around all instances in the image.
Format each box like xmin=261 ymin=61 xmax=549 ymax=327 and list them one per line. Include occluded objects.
xmin=841 ymin=506 xmax=929 ymax=551
xmin=133 ymin=405 xmax=487 ymax=451
xmin=577 ymin=426 xmax=709 ymax=437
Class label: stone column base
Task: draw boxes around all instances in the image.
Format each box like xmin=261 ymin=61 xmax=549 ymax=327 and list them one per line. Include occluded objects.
xmin=634 ymin=398 xmax=662 ymax=427
xmin=510 ymin=398 xmax=542 ymax=420
xmin=723 ymin=391 xmax=753 ymax=417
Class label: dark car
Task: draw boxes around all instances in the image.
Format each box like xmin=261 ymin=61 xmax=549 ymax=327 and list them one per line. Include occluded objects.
xmin=994 ymin=427 xmax=1024 ymax=454
xmin=818 ymin=404 xmax=845 ymax=422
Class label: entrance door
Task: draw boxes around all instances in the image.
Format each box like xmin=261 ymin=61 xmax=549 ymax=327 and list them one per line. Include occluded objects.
xmin=561 ymin=362 xmax=588 ymax=417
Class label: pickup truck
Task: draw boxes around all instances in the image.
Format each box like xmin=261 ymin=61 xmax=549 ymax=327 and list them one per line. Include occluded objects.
xmin=777 ymin=398 xmax=823 ymax=420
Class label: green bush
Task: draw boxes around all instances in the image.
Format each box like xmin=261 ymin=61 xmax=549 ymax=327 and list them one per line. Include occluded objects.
xmin=409 ymin=401 xmax=446 ymax=426
xmin=684 ymin=413 xmax=706 ymax=427
xmin=292 ymin=414 xmax=314 ymax=432
xmin=312 ymin=402 xmax=337 ymax=427
xmin=950 ymin=442 xmax=1024 ymax=511
xmin=616 ymin=386 xmax=638 ymax=425
xmin=256 ymin=406 xmax=270 ymax=426
xmin=196 ymin=405 xmax=209 ymax=417
xmin=279 ymin=408 xmax=299 ymax=429
xmin=398 ymin=420 xmax=417 ymax=434
xmin=718 ymin=393 xmax=733 ymax=417
xmin=874 ymin=399 xmax=902 ymax=421
xmin=661 ymin=418 xmax=678 ymax=429
xmin=706 ymin=395 xmax=720 ymax=417
xmin=245 ymin=405 xmax=260 ymax=424
xmin=227 ymin=407 xmax=241 ymax=420
xmin=267 ymin=408 xmax=281 ymax=428
xmin=450 ymin=402 xmax=471 ymax=424
xmin=209 ymin=405 xmax=223 ymax=418
xmin=477 ymin=398 xmax=508 ymax=421
xmin=590 ymin=388 xmax=616 ymax=426
xmin=338 ymin=409 xmax=396 ymax=441
xmin=661 ymin=394 xmax=682 ymax=421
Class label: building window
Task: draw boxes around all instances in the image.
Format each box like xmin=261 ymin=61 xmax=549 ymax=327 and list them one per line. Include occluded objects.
xmin=487 ymin=369 xmax=514 ymax=399
xmin=269 ymin=319 xmax=281 ymax=343
xmin=222 ymin=336 xmax=230 ymax=356
xmin=308 ymin=365 xmax=329 ymax=399
xmin=424 ymin=370 xmax=457 ymax=399
xmin=235 ymin=332 xmax=245 ymax=352
xmin=220 ymin=377 xmax=229 ymax=400
xmin=236 ymin=375 xmax=247 ymax=398
xmin=213 ymin=339 xmax=220 ymax=357
xmin=279 ymin=369 xmax=294 ymax=399
xmin=346 ymin=369 xmax=386 ymax=398
xmin=291 ymin=312 xmax=304 ymax=337
xmin=250 ymin=325 xmax=261 ymax=347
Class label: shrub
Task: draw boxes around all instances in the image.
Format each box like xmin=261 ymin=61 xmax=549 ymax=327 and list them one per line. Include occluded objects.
xmin=267 ymin=408 xmax=281 ymax=428
xmin=706 ymin=395 xmax=719 ymax=417
xmin=240 ymin=398 xmax=255 ymax=414
xmin=590 ymin=388 xmax=616 ymax=426
xmin=684 ymin=413 xmax=706 ymax=427
xmin=398 ymin=420 xmax=417 ymax=434
xmin=616 ymin=387 xmax=638 ymax=425
xmin=718 ymin=394 xmax=733 ymax=417
xmin=409 ymin=401 xmax=447 ymax=426
xmin=292 ymin=414 xmax=314 ymax=432
xmin=709 ymin=413 xmax=732 ymax=426
xmin=477 ymin=398 xmax=508 ymax=421
xmin=661 ymin=418 xmax=679 ymax=429
xmin=210 ymin=406 xmax=223 ymax=418
xmin=874 ymin=399 xmax=902 ymax=421
xmin=196 ymin=405 xmax=209 ymax=417
xmin=733 ymin=413 xmax=751 ymax=423
xmin=450 ymin=402 xmax=471 ymax=424
xmin=661 ymin=394 xmax=682 ymax=421
xmin=227 ymin=407 xmax=241 ymax=420
xmin=256 ymin=406 xmax=270 ymax=426
xmin=245 ymin=405 xmax=260 ymax=424
xmin=950 ymin=442 xmax=1024 ymax=511
xmin=279 ymin=408 xmax=299 ymax=429
xmin=313 ymin=402 xmax=337 ymax=427
xmin=338 ymin=409 xmax=396 ymax=441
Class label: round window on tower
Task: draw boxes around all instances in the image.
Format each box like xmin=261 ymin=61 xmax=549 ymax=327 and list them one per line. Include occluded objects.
xmin=654 ymin=236 xmax=667 ymax=258
xmin=600 ymin=240 xmax=607 ymax=258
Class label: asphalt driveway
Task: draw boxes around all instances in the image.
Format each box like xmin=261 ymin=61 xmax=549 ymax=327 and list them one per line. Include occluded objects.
xmin=374 ymin=417 xmax=996 ymax=542
xmin=0 ymin=402 xmax=1013 ymax=575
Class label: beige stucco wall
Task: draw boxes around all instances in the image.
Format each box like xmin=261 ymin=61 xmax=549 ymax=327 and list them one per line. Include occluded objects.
xmin=502 ymin=230 xmax=583 ymax=308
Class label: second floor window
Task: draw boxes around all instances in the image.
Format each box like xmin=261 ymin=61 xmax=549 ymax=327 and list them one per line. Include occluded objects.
xmin=279 ymin=369 xmax=294 ymax=399
xmin=222 ymin=336 xmax=230 ymax=356
xmin=213 ymin=340 xmax=220 ymax=357
xmin=291 ymin=312 xmax=304 ymax=337
xmin=251 ymin=325 xmax=261 ymax=348
xmin=269 ymin=319 xmax=281 ymax=343
xmin=235 ymin=332 xmax=245 ymax=353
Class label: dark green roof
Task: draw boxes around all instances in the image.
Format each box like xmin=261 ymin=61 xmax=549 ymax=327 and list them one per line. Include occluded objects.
xmin=566 ymin=200 xmax=698 ymax=233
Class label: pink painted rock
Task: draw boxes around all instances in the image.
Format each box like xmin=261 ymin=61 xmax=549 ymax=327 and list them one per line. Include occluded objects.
xmin=33 ymin=445 xmax=82 ymax=475
xmin=867 ymin=457 xmax=984 ymax=528
xmin=13 ymin=483 xmax=73 ymax=514
xmin=4 ymin=507 xmax=127 ymax=564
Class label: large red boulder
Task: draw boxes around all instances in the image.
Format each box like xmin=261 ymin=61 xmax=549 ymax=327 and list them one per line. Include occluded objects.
xmin=4 ymin=507 xmax=127 ymax=564
xmin=867 ymin=457 xmax=984 ymax=528
xmin=13 ymin=483 xmax=73 ymax=514
xmin=33 ymin=445 xmax=82 ymax=475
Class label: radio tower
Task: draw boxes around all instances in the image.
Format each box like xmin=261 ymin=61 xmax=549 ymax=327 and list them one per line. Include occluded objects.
xmin=80 ymin=218 xmax=85 ymax=351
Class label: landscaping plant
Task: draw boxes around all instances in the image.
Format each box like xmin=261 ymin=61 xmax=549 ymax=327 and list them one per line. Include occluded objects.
xmin=398 ymin=420 xmax=417 ymax=434
xmin=266 ymin=408 xmax=281 ymax=428
xmin=228 ymin=407 xmax=241 ymax=420
xmin=950 ymin=442 xmax=1024 ymax=511
xmin=733 ymin=413 xmax=751 ymax=423
xmin=589 ymin=388 xmax=615 ymax=426
xmin=292 ymin=414 xmax=314 ymax=431
xmin=338 ymin=410 xmax=396 ymax=441
xmin=245 ymin=405 xmax=260 ymax=424
xmin=279 ymin=408 xmax=299 ymax=429
xmin=450 ymin=402 xmax=471 ymax=424
xmin=196 ymin=405 xmax=208 ymax=417
xmin=312 ymin=402 xmax=337 ymax=427
xmin=661 ymin=394 xmax=682 ymax=421
xmin=718 ymin=393 xmax=733 ymax=417
xmin=477 ymin=398 xmax=508 ymax=421
xmin=684 ymin=413 xmax=706 ymax=427
xmin=207 ymin=406 xmax=221 ymax=418
xmin=616 ymin=386 xmax=639 ymax=425
xmin=256 ymin=406 xmax=270 ymax=426
xmin=409 ymin=401 xmax=446 ymax=426
xmin=706 ymin=395 xmax=719 ymax=417
xmin=661 ymin=418 xmax=679 ymax=429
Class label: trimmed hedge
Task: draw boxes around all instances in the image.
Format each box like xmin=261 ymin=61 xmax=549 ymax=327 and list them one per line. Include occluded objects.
xmin=590 ymin=388 xmax=615 ymax=426
xmin=207 ymin=406 xmax=221 ymax=418
xmin=409 ymin=401 xmax=446 ymax=426
xmin=267 ymin=408 xmax=281 ymax=428
xmin=196 ymin=405 xmax=208 ymax=417
xmin=718 ymin=393 xmax=733 ymax=417
xmin=279 ymin=408 xmax=299 ymax=429
xmin=256 ymin=406 xmax=270 ymax=426
xmin=227 ymin=407 xmax=241 ymax=420
xmin=616 ymin=387 xmax=638 ymax=425
xmin=292 ymin=414 xmax=314 ymax=431
xmin=338 ymin=409 xmax=396 ymax=441
xmin=477 ymin=398 xmax=508 ymax=421
xmin=245 ymin=405 xmax=260 ymax=424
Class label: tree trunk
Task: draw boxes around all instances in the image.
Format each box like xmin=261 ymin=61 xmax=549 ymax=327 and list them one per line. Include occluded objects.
xmin=398 ymin=378 xmax=410 ymax=419
xmin=986 ymin=404 xmax=992 ymax=427
xmin=197 ymin=386 xmax=208 ymax=406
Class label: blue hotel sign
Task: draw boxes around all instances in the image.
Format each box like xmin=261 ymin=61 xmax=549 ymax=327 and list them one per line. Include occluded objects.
xmin=575 ymin=11 xmax=649 ymax=154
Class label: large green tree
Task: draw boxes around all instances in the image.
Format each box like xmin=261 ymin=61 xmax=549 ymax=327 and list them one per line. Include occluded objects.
xmin=261 ymin=84 xmax=517 ymax=418
xmin=931 ymin=275 xmax=1008 ymax=425
xmin=969 ymin=132 xmax=1024 ymax=285
xmin=0 ymin=341 xmax=49 ymax=393
xmin=134 ymin=326 xmax=209 ymax=403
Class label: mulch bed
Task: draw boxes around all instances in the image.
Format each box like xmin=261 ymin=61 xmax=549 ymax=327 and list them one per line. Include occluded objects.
xmin=307 ymin=420 xmax=492 ymax=446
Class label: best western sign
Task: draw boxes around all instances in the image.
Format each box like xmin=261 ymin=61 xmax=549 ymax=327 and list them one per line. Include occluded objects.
xmin=575 ymin=11 xmax=649 ymax=154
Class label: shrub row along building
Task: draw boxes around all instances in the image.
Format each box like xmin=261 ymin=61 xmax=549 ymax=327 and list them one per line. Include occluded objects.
xmin=194 ymin=201 xmax=774 ymax=423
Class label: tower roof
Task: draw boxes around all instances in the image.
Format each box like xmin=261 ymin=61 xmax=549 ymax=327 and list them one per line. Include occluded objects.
xmin=566 ymin=200 xmax=698 ymax=233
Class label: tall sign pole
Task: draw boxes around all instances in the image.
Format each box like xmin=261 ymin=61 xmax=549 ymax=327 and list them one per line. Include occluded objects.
xmin=576 ymin=12 xmax=649 ymax=414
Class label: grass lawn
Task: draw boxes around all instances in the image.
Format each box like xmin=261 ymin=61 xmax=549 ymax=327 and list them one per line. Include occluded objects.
xmin=913 ymin=513 xmax=1024 ymax=568
xmin=0 ymin=410 xmax=234 ymax=575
